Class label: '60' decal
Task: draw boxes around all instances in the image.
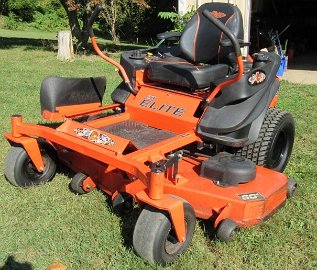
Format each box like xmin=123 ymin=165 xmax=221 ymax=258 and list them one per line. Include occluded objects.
xmin=239 ymin=192 xmax=264 ymax=201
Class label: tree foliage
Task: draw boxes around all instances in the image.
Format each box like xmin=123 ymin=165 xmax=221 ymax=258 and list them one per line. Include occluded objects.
xmin=102 ymin=0 xmax=124 ymax=43
xmin=1 ymin=0 xmax=178 ymax=52
xmin=137 ymin=0 xmax=177 ymax=39
xmin=158 ymin=8 xmax=195 ymax=33
xmin=59 ymin=0 xmax=149 ymax=50
xmin=2 ymin=0 xmax=68 ymax=30
xmin=100 ymin=0 xmax=148 ymax=43
xmin=59 ymin=0 xmax=100 ymax=51
xmin=7 ymin=0 xmax=39 ymax=22
xmin=32 ymin=0 xmax=68 ymax=30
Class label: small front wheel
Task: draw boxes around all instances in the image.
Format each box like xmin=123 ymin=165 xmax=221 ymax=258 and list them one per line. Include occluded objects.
xmin=287 ymin=178 xmax=297 ymax=198
xmin=70 ymin=172 xmax=90 ymax=195
xmin=216 ymin=219 xmax=239 ymax=242
xmin=112 ymin=192 xmax=135 ymax=214
xmin=133 ymin=201 xmax=196 ymax=266
xmin=4 ymin=144 xmax=57 ymax=187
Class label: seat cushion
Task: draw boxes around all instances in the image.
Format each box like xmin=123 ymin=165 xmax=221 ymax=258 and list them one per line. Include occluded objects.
xmin=180 ymin=3 xmax=244 ymax=65
xmin=146 ymin=56 xmax=229 ymax=89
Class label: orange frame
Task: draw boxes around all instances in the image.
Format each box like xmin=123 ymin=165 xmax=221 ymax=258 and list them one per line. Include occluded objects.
xmin=5 ymin=71 xmax=286 ymax=243
xmin=5 ymin=34 xmax=286 ymax=244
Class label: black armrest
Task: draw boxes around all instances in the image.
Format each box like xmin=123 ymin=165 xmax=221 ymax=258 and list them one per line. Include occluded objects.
xmin=156 ymin=31 xmax=181 ymax=41
xmin=220 ymin=39 xmax=251 ymax=47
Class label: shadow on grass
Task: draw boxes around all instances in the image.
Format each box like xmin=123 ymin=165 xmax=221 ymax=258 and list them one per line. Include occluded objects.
xmin=0 ymin=36 xmax=147 ymax=53
xmin=199 ymin=218 xmax=217 ymax=242
xmin=114 ymin=208 xmax=218 ymax=251
xmin=56 ymin=162 xmax=140 ymax=249
xmin=0 ymin=256 xmax=33 ymax=270
xmin=104 ymin=196 xmax=140 ymax=249
xmin=118 ymin=208 xmax=141 ymax=248
xmin=0 ymin=36 xmax=57 ymax=51
xmin=57 ymin=163 xmax=76 ymax=181
xmin=97 ymin=43 xmax=147 ymax=53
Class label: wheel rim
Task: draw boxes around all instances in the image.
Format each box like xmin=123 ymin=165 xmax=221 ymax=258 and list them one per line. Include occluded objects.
xmin=22 ymin=154 xmax=50 ymax=184
xmin=270 ymin=129 xmax=289 ymax=170
xmin=164 ymin=222 xmax=188 ymax=255
xmin=289 ymin=185 xmax=296 ymax=196
xmin=165 ymin=229 xmax=182 ymax=254
xmin=229 ymin=227 xmax=237 ymax=239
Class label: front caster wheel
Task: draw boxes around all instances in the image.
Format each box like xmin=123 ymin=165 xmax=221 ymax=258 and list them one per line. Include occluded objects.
xmin=4 ymin=144 xmax=57 ymax=187
xmin=216 ymin=219 xmax=239 ymax=242
xmin=112 ymin=192 xmax=135 ymax=214
xmin=287 ymin=178 xmax=297 ymax=198
xmin=70 ymin=172 xmax=90 ymax=195
xmin=133 ymin=201 xmax=196 ymax=266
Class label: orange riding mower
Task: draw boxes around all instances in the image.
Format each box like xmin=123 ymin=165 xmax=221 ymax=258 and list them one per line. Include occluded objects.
xmin=4 ymin=3 xmax=297 ymax=266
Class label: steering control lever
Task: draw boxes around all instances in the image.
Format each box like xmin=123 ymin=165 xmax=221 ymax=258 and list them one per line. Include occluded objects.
xmin=87 ymin=5 xmax=137 ymax=95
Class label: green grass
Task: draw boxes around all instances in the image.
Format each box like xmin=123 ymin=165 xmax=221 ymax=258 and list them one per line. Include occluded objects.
xmin=0 ymin=30 xmax=317 ymax=270
xmin=0 ymin=28 xmax=58 ymax=40
xmin=0 ymin=28 xmax=147 ymax=54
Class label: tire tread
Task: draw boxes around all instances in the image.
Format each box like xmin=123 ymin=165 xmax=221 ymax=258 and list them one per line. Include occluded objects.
xmin=236 ymin=108 xmax=294 ymax=171
xmin=4 ymin=146 xmax=23 ymax=186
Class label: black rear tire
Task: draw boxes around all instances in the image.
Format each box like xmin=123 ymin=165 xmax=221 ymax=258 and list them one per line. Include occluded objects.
xmin=236 ymin=108 xmax=295 ymax=172
xmin=4 ymin=144 xmax=57 ymax=187
xmin=133 ymin=201 xmax=196 ymax=266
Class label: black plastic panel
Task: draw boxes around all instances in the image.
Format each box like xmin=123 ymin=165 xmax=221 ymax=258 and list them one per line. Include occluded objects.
xmin=147 ymin=58 xmax=229 ymax=89
xmin=40 ymin=76 xmax=106 ymax=113
xmin=111 ymin=82 xmax=131 ymax=104
xmin=120 ymin=50 xmax=148 ymax=84
xmin=197 ymin=52 xmax=281 ymax=147
xmin=200 ymin=152 xmax=256 ymax=187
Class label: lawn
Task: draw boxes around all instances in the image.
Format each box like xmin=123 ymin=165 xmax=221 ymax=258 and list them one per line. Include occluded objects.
xmin=0 ymin=30 xmax=316 ymax=270
xmin=0 ymin=28 xmax=146 ymax=54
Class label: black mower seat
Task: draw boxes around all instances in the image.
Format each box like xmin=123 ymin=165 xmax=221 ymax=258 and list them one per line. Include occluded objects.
xmin=146 ymin=56 xmax=229 ymax=89
xmin=146 ymin=2 xmax=244 ymax=89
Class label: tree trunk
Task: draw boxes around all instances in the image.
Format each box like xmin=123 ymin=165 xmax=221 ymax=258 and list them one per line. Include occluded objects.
xmin=57 ymin=31 xmax=75 ymax=61
xmin=0 ymin=0 xmax=8 ymax=15
xmin=81 ymin=12 xmax=90 ymax=51
xmin=104 ymin=0 xmax=120 ymax=43
xmin=59 ymin=0 xmax=85 ymax=51
xmin=110 ymin=23 xmax=120 ymax=44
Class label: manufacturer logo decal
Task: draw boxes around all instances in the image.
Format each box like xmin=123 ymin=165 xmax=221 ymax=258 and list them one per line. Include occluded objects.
xmin=239 ymin=192 xmax=264 ymax=201
xmin=211 ymin=11 xmax=226 ymax=19
xmin=74 ymin=128 xmax=115 ymax=146
xmin=139 ymin=95 xmax=186 ymax=117
xmin=248 ymin=71 xmax=266 ymax=85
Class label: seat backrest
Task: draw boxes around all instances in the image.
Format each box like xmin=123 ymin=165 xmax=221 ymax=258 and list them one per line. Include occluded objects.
xmin=180 ymin=2 xmax=244 ymax=65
